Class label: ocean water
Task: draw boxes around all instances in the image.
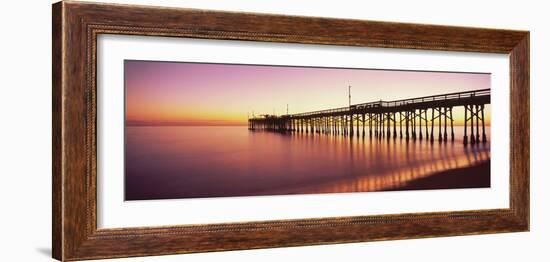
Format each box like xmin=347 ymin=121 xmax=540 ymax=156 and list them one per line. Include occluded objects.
xmin=125 ymin=126 xmax=490 ymax=200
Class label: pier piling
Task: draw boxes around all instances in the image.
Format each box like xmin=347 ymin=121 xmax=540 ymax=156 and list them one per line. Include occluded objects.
xmin=248 ymin=89 xmax=490 ymax=146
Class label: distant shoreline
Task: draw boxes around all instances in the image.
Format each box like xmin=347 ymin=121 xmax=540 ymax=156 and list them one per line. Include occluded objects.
xmin=126 ymin=124 xmax=248 ymax=127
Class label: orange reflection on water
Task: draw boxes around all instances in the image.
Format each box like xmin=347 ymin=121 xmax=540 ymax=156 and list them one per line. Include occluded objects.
xmin=125 ymin=126 xmax=490 ymax=200
xmin=256 ymin=130 xmax=490 ymax=195
xmin=293 ymin=146 xmax=490 ymax=194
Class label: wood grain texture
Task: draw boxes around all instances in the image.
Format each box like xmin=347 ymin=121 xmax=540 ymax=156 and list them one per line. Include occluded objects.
xmin=52 ymin=2 xmax=63 ymax=260
xmin=509 ymin=35 xmax=530 ymax=225
xmin=52 ymin=1 xmax=530 ymax=261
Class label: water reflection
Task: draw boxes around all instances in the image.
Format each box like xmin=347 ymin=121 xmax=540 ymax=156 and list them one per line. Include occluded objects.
xmin=125 ymin=126 xmax=490 ymax=200
xmin=258 ymin=128 xmax=490 ymax=194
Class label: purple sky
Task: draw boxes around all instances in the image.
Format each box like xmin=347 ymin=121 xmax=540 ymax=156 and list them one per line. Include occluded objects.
xmin=125 ymin=60 xmax=490 ymax=125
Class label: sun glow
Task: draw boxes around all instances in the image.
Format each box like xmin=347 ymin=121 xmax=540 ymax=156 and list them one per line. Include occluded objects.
xmin=125 ymin=60 xmax=491 ymax=126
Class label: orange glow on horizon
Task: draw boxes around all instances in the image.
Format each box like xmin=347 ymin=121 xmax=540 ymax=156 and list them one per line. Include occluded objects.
xmin=125 ymin=61 xmax=491 ymax=126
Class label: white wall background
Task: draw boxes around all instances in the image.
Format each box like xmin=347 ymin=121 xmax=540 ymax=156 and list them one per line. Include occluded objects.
xmin=0 ymin=0 xmax=546 ymax=261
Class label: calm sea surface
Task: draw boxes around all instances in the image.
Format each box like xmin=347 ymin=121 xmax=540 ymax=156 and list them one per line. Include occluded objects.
xmin=125 ymin=126 xmax=490 ymax=200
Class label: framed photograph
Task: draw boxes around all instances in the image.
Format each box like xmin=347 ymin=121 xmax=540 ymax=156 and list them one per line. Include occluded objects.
xmin=52 ymin=1 xmax=529 ymax=261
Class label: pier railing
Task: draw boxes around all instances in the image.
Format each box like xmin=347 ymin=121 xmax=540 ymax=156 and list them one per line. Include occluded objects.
xmin=249 ymin=88 xmax=490 ymax=145
xmin=283 ymin=88 xmax=490 ymax=118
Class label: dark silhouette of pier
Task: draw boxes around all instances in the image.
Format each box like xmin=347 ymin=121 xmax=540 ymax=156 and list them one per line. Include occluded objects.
xmin=248 ymin=88 xmax=490 ymax=145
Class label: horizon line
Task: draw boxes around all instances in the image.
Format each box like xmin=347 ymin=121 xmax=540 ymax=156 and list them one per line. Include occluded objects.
xmin=126 ymin=123 xmax=247 ymax=127
xmin=127 ymin=124 xmax=489 ymax=127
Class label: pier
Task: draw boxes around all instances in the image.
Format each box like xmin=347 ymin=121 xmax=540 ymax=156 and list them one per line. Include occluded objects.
xmin=248 ymin=88 xmax=490 ymax=145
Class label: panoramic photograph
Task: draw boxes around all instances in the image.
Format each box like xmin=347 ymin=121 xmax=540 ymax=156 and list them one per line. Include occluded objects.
xmin=124 ymin=60 xmax=491 ymax=201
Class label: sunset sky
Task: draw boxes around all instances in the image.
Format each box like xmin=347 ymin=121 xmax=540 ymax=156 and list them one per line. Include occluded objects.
xmin=125 ymin=60 xmax=491 ymax=126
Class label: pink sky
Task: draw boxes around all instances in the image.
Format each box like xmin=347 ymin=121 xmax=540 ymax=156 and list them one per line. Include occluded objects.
xmin=125 ymin=60 xmax=490 ymax=126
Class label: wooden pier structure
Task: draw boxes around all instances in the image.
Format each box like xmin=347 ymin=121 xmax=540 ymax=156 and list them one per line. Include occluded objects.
xmin=248 ymin=88 xmax=490 ymax=145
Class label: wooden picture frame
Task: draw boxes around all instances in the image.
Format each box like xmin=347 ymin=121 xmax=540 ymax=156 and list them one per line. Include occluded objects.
xmin=52 ymin=1 xmax=529 ymax=261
